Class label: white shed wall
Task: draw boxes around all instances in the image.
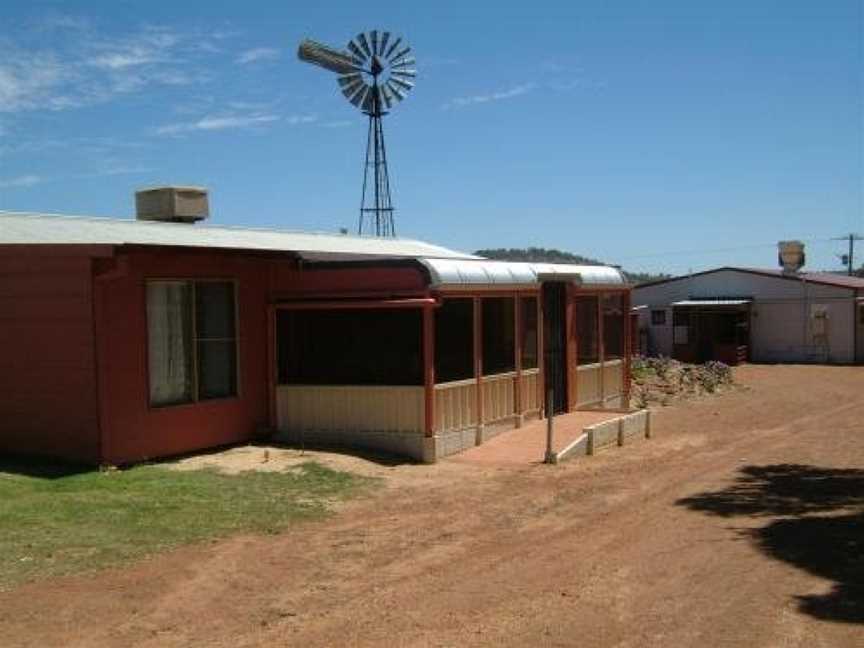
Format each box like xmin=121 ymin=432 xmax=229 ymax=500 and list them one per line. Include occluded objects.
xmin=634 ymin=269 xmax=858 ymax=364
xmin=857 ymin=303 xmax=864 ymax=362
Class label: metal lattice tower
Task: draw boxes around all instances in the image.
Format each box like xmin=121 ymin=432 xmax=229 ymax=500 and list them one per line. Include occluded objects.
xmin=297 ymin=31 xmax=416 ymax=237
xmin=359 ymin=83 xmax=394 ymax=236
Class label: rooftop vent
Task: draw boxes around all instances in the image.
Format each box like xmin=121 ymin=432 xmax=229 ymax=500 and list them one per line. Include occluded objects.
xmin=135 ymin=186 xmax=209 ymax=224
xmin=778 ymin=240 xmax=805 ymax=274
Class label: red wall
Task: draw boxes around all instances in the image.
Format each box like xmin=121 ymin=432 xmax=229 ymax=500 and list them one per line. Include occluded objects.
xmin=0 ymin=247 xmax=101 ymax=463
xmin=0 ymin=243 xmax=435 ymax=465
xmin=95 ymin=248 xmax=273 ymax=465
xmin=96 ymin=250 xmax=428 ymax=465
xmin=271 ymin=264 xmax=428 ymax=298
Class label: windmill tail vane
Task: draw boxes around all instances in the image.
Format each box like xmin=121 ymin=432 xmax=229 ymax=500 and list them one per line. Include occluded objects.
xmin=298 ymin=30 xmax=416 ymax=237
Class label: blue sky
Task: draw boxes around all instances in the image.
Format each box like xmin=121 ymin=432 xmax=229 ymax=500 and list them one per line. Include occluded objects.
xmin=0 ymin=1 xmax=861 ymax=274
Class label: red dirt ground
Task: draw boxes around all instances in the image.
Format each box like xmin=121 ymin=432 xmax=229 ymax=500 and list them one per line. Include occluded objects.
xmin=1 ymin=364 xmax=862 ymax=647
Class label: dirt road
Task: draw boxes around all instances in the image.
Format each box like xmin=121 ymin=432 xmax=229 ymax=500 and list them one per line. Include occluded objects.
xmin=1 ymin=365 xmax=862 ymax=647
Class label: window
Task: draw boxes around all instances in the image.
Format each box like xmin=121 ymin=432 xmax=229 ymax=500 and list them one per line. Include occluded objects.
xmin=147 ymin=281 xmax=238 ymax=407
xmin=277 ymin=308 xmax=422 ymax=386
xmin=520 ymin=296 xmax=539 ymax=369
xmin=195 ymin=283 xmax=238 ymax=399
xmin=575 ymin=295 xmax=599 ymax=364
xmin=673 ymin=310 xmax=690 ymax=327
xmin=482 ymin=297 xmax=515 ymax=375
xmin=651 ymin=309 xmax=667 ymax=326
xmin=602 ymin=294 xmax=625 ymax=360
xmin=435 ymin=299 xmax=474 ymax=383
xmin=673 ymin=309 xmax=691 ymax=345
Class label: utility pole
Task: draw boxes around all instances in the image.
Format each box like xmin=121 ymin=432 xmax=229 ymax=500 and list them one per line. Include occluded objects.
xmin=833 ymin=233 xmax=863 ymax=276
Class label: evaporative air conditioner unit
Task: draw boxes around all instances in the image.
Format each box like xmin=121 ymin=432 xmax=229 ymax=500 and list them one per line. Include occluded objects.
xmin=135 ymin=186 xmax=209 ymax=224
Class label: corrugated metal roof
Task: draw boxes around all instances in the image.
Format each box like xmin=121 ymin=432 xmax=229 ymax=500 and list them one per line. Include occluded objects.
xmin=672 ymin=299 xmax=752 ymax=307
xmin=637 ymin=267 xmax=864 ymax=291
xmin=419 ymin=258 xmax=626 ymax=288
xmin=0 ymin=211 xmax=478 ymax=261
xmin=739 ymin=268 xmax=864 ymax=290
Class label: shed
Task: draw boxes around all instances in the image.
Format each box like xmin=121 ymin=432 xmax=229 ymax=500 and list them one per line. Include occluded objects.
xmin=634 ymin=267 xmax=864 ymax=365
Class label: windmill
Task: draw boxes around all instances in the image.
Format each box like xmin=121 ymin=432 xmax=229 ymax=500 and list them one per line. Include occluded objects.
xmin=298 ymin=31 xmax=416 ymax=237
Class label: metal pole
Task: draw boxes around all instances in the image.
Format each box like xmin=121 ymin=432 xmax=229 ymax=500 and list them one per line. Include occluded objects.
xmin=544 ymin=387 xmax=555 ymax=464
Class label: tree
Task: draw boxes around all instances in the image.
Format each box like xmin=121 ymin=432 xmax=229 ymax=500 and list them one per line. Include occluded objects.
xmin=474 ymin=247 xmax=670 ymax=284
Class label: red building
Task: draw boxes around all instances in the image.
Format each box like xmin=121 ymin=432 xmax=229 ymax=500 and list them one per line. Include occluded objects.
xmin=0 ymin=192 xmax=632 ymax=465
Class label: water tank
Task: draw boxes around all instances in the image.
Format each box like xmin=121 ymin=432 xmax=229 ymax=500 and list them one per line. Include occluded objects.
xmin=135 ymin=186 xmax=209 ymax=224
xmin=778 ymin=240 xmax=805 ymax=274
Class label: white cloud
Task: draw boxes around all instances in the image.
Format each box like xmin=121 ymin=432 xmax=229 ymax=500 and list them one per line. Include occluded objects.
xmin=0 ymin=24 xmax=225 ymax=114
xmin=0 ymin=174 xmax=42 ymax=188
xmin=320 ymin=120 xmax=354 ymax=129
xmin=89 ymin=165 xmax=154 ymax=177
xmin=285 ymin=114 xmax=317 ymax=125
xmin=443 ymin=83 xmax=536 ymax=109
xmin=155 ymin=113 xmax=281 ymax=135
xmin=37 ymin=14 xmax=92 ymax=33
xmin=154 ymin=111 xmax=317 ymax=136
xmin=235 ymin=47 xmax=280 ymax=64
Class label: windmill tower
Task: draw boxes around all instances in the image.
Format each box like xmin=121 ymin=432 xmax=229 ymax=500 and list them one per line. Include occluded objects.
xmin=298 ymin=31 xmax=416 ymax=237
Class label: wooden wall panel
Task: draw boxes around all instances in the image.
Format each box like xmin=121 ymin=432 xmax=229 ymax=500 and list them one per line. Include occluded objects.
xmin=481 ymin=372 xmax=516 ymax=423
xmin=277 ymin=385 xmax=424 ymax=434
xmin=434 ymin=380 xmax=478 ymax=433
xmin=0 ymin=251 xmax=100 ymax=463
xmin=521 ymin=368 xmax=540 ymax=412
xmin=576 ymin=363 xmax=602 ymax=407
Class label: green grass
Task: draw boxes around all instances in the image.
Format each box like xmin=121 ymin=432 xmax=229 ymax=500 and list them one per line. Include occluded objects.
xmin=0 ymin=460 xmax=371 ymax=590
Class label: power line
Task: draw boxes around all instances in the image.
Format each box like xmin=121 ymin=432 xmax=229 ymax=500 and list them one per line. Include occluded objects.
xmin=615 ymin=237 xmax=836 ymax=262
xmin=832 ymin=233 xmax=864 ymax=276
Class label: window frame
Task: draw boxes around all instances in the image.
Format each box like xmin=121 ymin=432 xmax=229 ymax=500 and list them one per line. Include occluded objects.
xmin=433 ymin=297 xmax=476 ymax=384
xmin=276 ymin=306 xmax=424 ymax=387
xmin=651 ymin=309 xmax=667 ymax=326
xmin=481 ymin=296 xmax=517 ymax=377
xmin=575 ymin=294 xmax=600 ymax=366
xmin=519 ymin=295 xmax=539 ymax=370
xmin=145 ymin=278 xmax=241 ymax=409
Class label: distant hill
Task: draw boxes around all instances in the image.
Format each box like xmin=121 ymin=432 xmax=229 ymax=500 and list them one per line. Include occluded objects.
xmin=474 ymin=247 xmax=671 ymax=285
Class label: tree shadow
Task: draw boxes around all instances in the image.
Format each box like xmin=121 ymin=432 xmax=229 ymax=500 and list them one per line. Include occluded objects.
xmin=677 ymin=464 xmax=864 ymax=624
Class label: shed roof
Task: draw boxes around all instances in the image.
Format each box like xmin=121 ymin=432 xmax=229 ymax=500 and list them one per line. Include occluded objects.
xmin=636 ymin=267 xmax=864 ymax=292
xmin=0 ymin=211 xmax=478 ymax=262
xmin=672 ymin=299 xmax=752 ymax=307
xmin=419 ymin=258 xmax=626 ymax=288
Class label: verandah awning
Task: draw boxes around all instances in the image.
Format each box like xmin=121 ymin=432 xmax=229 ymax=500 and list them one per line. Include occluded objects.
xmin=418 ymin=258 xmax=626 ymax=289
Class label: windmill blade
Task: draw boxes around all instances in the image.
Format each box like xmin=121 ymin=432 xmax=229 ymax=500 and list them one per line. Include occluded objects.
xmin=356 ymin=33 xmax=372 ymax=58
xmin=386 ymin=80 xmax=407 ymax=101
xmin=389 ymin=77 xmax=414 ymax=92
xmin=389 ymin=46 xmax=411 ymax=62
xmin=298 ymin=39 xmax=358 ymax=75
xmin=370 ymin=30 xmax=379 ymax=55
xmin=350 ymin=85 xmax=370 ymax=107
xmin=340 ymin=79 xmax=365 ymax=99
xmin=381 ymin=84 xmax=394 ymax=109
xmin=384 ymin=37 xmax=402 ymax=58
xmin=361 ymin=88 xmax=376 ymax=112
xmin=391 ymin=56 xmax=416 ymax=69
xmin=347 ymin=40 xmax=367 ymax=63
xmin=379 ymin=32 xmax=391 ymax=56
xmin=338 ymin=73 xmax=363 ymax=87
xmin=391 ymin=69 xmax=417 ymax=79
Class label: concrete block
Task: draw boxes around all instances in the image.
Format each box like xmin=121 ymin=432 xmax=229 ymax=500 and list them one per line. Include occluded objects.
xmin=274 ymin=427 xmax=427 ymax=462
xmin=587 ymin=418 xmax=621 ymax=454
